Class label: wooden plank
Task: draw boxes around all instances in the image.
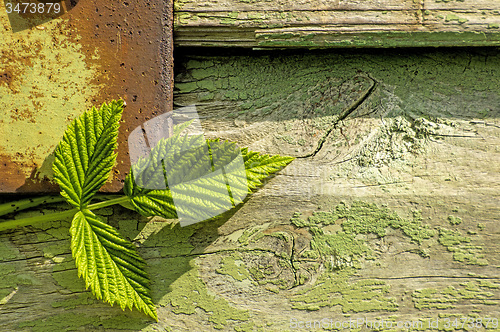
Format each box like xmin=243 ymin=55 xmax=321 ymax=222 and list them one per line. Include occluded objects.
xmin=174 ymin=0 xmax=500 ymax=47
xmin=1 ymin=49 xmax=499 ymax=330
xmin=0 ymin=0 xmax=174 ymax=193
xmin=175 ymin=0 xmax=420 ymax=11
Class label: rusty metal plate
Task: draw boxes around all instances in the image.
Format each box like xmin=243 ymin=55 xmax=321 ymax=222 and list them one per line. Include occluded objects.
xmin=0 ymin=0 xmax=174 ymax=193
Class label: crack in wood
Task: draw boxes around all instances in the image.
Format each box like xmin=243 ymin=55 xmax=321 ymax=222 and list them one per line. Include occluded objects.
xmin=356 ymin=276 xmax=500 ymax=281
xmin=297 ymin=76 xmax=378 ymax=159
xmin=0 ymin=256 xmax=45 ymax=263
xmin=470 ymin=121 xmax=500 ymax=129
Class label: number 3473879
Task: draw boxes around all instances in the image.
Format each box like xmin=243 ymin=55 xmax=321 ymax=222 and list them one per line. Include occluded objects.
xmin=5 ymin=2 xmax=61 ymax=14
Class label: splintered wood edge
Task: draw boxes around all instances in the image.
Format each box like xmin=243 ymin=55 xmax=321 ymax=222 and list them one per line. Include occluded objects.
xmin=173 ymin=0 xmax=500 ymax=48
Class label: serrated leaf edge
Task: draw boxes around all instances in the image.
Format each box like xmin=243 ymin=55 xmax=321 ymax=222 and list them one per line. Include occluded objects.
xmin=70 ymin=209 xmax=158 ymax=321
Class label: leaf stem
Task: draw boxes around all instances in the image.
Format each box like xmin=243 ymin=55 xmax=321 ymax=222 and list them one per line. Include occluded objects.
xmin=0 ymin=196 xmax=131 ymax=232
xmin=87 ymin=196 xmax=130 ymax=210
xmin=0 ymin=195 xmax=66 ymax=217
xmin=0 ymin=208 xmax=78 ymax=232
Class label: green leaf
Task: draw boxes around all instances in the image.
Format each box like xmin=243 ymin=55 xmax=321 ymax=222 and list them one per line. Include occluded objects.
xmin=70 ymin=209 xmax=157 ymax=320
xmin=52 ymin=100 xmax=124 ymax=208
xmin=124 ymin=135 xmax=233 ymax=220
xmin=241 ymin=147 xmax=295 ymax=190
xmin=124 ymin=173 xmax=177 ymax=219
xmin=125 ymin=122 xmax=295 ymax=222
xmin=172 ymin=119 xmax=194 ymax=136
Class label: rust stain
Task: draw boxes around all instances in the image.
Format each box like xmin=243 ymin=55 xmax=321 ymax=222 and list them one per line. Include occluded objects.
xmin=0 ymin=152 xmax=59 ymax=193
xmin=0 ymin=154 xmax=25 ymax=191
xmin=0 ymin=0 xmax=174 ymax=193
xmin=63 ymin=0 xmax=174 ymax=192
xmin=9 ymin=108 xmax=36 ymax=123
xmin=5 ymin=0 xmax=78 ymax=32
xmin=0 ymin=71 xmax=13 ymax=89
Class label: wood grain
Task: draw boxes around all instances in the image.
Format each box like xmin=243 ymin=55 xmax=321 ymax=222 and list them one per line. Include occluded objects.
xmin=1 ymin=49 xmax=498 ymax=331
xmin=174 ymin=0 xmax=500 ymax=47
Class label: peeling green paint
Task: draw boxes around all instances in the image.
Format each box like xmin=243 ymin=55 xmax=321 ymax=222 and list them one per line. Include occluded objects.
xmin=21 ymin=216 xmax=249 ymax=330
xmin=292 ymin=201 xmax=434 ymax=246
xmin=0 ymin=237 xmax=39 ymax=300
xmin=51 ymin=292 xmax=97 ymax=309
xmin=234 ymin=322 xmax=266 ymax=332
xmin=3 ymin=197 xmax=498 ymax=329
xmin=52 ymin=260 xmax=86 ymax=292
xmin=216 ymin=252 xmax=251 ymax=281
xmin=238 ymin=225 xmax=267 ymax=245
xmin=158 ymin=227 xmax=195 ymax=257
xmin=0 ymin=238 xmax=22 ymax=261
xmin=256 ymin=31 xmax=500 ymax=48
xmin=176 ymin=50 xmax=500 ymax=123
xmin=45 ymin=225 xmax=70 ymax=240
xmin=18 ymin=312 xmax=150 ymax=331
xmin=291 ymin=268 xmax=399 ymax=313
xmin=14 ymin=215 xmax=160 ymax=330
xmin=0 ymin=12 xmax=100 ymax=175
xmin=131 ymin=220 xmax=249 ymax=329
xmin=422 ymin=313 xmax=499 ymax=332
xmin=42 ymin=242 xmax=69 ymax=259
xmin=445 ymin=14 xmax=469 ymax=24
xmin=156 ymin=257 xmax=249 ymax=329
xmin=448 ymin=215 xmax=462 ymax=225
xmin=412 ymin=280 xmax=499 ymax=310
xmin=438 ymin=228 xmax=488 ymax=266
xmin=289 ymin=201 xmax=436 ymax=312
xmin=18 ymin=313 xmax=99 ymax=331
xmin=0 ymin=264 xmax=18 ymax=300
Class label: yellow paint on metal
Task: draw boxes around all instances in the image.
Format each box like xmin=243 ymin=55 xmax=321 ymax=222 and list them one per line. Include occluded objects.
xmin=0 ymin=11 xmax=100 ymax=182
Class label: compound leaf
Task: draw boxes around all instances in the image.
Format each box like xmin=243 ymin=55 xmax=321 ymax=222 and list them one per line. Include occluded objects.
xmin=52 ymin=100 xmax=123 ymax=208
xmin=70 ymin=209 xmax=157 ymax=320
xmin=123 ymin=174 xmax=177 ymax=219
xmin=124 ymin=135 xmax=232 ymax=220
xmin=124 ymin=124 xmax=295 ymax=221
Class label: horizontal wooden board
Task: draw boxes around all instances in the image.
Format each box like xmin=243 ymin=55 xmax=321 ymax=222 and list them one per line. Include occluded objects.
xmin=1 ymin=48 xmax=499 ymax=330
xmin=174 ymin=0 xmax=500 ymax=48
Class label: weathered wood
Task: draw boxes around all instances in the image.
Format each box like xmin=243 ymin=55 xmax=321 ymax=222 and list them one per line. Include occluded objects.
xmin=1 ymin=49 xmax=499 ymax=330
xmin=174 ymin=0 xmax=500 ymax=47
